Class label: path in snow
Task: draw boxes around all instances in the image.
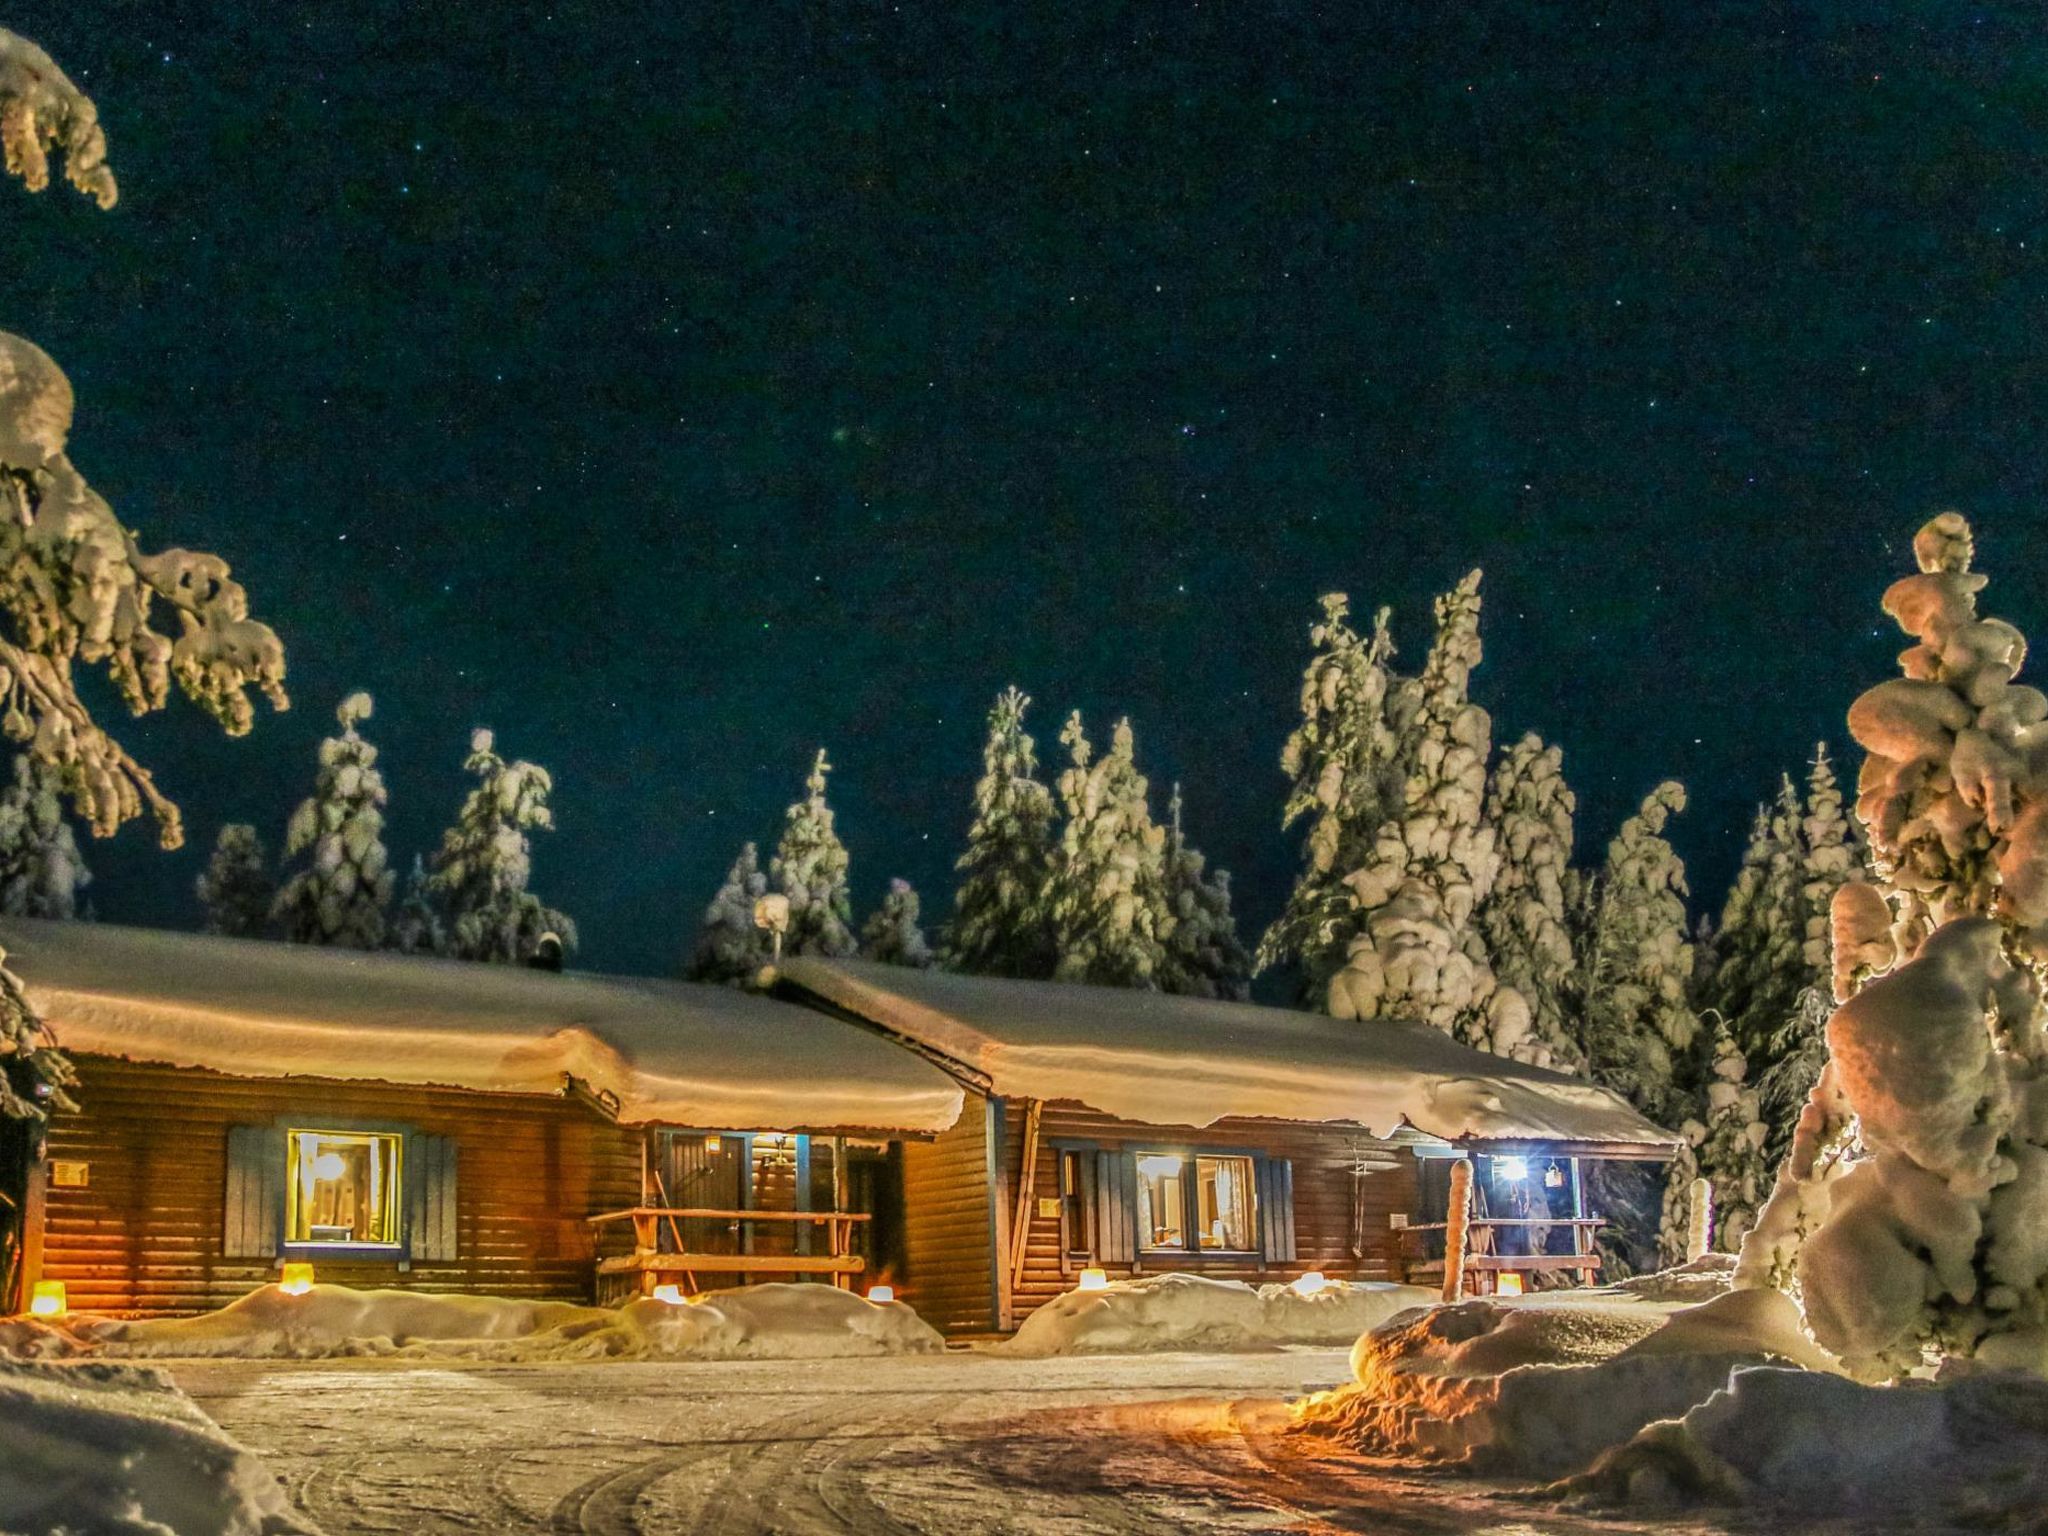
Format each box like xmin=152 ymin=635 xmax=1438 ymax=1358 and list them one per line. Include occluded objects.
xmin=174 ymin=1350 xmax=1767 ymax=1536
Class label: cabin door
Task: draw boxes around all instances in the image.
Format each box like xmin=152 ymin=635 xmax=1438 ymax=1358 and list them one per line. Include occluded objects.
xmin=659 ymin=1132 xmax=751 ymax=1254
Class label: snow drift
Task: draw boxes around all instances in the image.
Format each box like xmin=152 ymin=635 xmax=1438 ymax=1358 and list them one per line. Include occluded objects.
xmin=82 ymin=1281 xmax=945 ymax=1362
xmin=1002 ymin=1272 xmax=1436 ymax=1356
xmin=0 ymin=1358 xmax=312 ymax=1536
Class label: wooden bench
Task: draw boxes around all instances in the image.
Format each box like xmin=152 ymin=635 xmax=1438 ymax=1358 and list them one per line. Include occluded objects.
xmin=588 ymin=1207 xmax=870 ymax=1298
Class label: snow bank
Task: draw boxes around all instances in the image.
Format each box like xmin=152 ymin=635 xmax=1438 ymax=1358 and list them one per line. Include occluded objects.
xmin=0 ymin=1359 xmax=312 ymax=1535
xmin=84 ymin=1281 xmax=944 ymax=1362
xmin=1 ymin=918 xmax=964 ymax=1133
xmin=1611 ymin=1251 xmax=1736 ymax=1304
xmin=1562 ymin=1365 xmax=2048 ymax=1521
xmin=783 ymin=956 xmax=1675 ymax=1144
xmin=1302 ymin=1285 xmax=1831 ymax=1480
xmin=1002 ymin=1272 xmax=1435 ymax=1356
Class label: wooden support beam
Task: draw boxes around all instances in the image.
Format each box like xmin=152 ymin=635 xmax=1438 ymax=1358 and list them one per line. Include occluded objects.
xmin=1007 ymin=1099 xmax=1044 ymax=1295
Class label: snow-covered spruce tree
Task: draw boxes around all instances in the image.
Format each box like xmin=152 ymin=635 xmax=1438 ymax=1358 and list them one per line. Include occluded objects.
xmin=386 ymin=854 xmax=445 ymax=957
xmin=1 ymin=44 xmax=285 ymax=1308
xmin=1735 ymin=513 xmax=2048 ymax=1379
xmin=0 ymin=754 xmax=88 ymax=918
xmin=1327 ymin=571 xmax=1502 ymax=1040
xmin=1044 ymin=713 xmax=1173 ymax=988
xmin=271 ymin=692 xmax=393 ymax=949
xmin=1701 ymin=775 xmax=1811 ymax=1061
xmin=0 ymin=28 xmax=115 ymax=208
xmin=947 ymin=687 xmax=1058 ymax=977
xmin=861 ymin=878 xmax=935 ymax=968
xmin=686 ymin=842 xmax=771 ymax=984
xmin=195 ymin=823 xmax=270 ymax=938
xmin=1659 ymin=1024 xmax=1770 ymax=1264
xmin=1579 ymin=782 xmax=1700 ymax=1275
xmin=1259 ymin=595 xmax=1409 ymax=1003
xmin=426 ymin=729 xmax=577 ymax=965
xmin=1472 ymin=732 xmax=1582 ymax=1070
xmin=1157 ymin=784 xmax=1251 ymax=1001
xmin=771 ymin=749 xmax=856 ymax=959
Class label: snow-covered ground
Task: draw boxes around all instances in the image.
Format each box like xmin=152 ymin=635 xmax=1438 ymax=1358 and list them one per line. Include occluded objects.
xmin=0 ymin=1358 xmax=311 ymax=1536
xmin=1002 ymin=1272 xmax=1436 ymax=1355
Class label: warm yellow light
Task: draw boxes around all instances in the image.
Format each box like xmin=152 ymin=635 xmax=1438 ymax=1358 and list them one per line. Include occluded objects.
xmin=279 ymin=1263 xmax=315 ymax=1296
xmin=651 ymin=1284 xmax=686 ymax=1305
xmin=1496 ymin=1272 xmax=1525 ymax=1296
xmin=1077 ymin=1267 xmax=1109 ymax=1292
xmin=28 ymin=1280 xmax=65 ymax=1317
xmin=702 ymin=1134 xmax=723 ymax=1154
xmin=1291 ymin=1271 xmax=1328 ymax=1296
xmin=866 ymin=1285 xmax=895 ymax=1304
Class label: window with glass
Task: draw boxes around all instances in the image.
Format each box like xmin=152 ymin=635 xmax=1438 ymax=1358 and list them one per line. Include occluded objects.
xmin=286 ymin=1129 xmax=403 ymax=1247
xmin=1135 ymin=1152 xmax=1258 ymax=1253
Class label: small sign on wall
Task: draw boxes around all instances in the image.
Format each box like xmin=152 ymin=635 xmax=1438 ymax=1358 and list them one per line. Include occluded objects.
xmin=1036 ymin=1197 xmax=1061 ymax=1219
xmin=49 ymin=1160 xmax=89 ymax=1189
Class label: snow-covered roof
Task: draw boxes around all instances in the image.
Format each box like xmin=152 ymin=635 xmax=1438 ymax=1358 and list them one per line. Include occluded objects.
xmin=2 ymin=921 xmax=963 ymax=1135
xmin=780 ymin=958 xmax=1678 ymax=1148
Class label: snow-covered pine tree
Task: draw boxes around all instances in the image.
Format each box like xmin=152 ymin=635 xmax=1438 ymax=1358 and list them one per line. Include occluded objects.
xmin=1579 ymin=782 xmax=1700 ymax=1275
xmin=947 ymin=687 xmax=1058 ymax=977
xmin=1472 ymin=732 xmax=1581 ymax=1069
xmin=1157 ymin=784 xmax=1251 ymax=1000
xmin=1736 ymin=513 xmax=2048 ymax=1379
xmin=1327 ymin=571 xmax=1501 ymax=1039
xmin=861 ymin=878 xmax=935 ymax=968
xmin=426 ymin=729 xmax=577 ymax=965
xmin=195 ymin=823 xmax=270 ymax=938
xmin=1659 ymin=1024 xmax=1771 ymax=1264
xmin=2 ymin=44 xmax=285 ymax=1309
xmin=1702 ymin=774 xmax=1810 ymax=1060
xmin=1044 ymin=713 xmax=1173 ymax=987
xmin=771 ymin=749 xmax=857 ymax=959
xmin=271 ymin=692 xmax=395 ymax=949
xmin=387 ymin=854 xmax=446 ymax=957
xmin=0 ymin=755 xmax=89 ymax=919
xmin=1258 ymin=595 xmax=1409 ymax=1002
xmin=686 ymin=842 xmax=772 ymax=984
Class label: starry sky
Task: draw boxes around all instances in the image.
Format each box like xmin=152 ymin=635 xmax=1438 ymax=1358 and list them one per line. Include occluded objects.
xmin=4 ymin=1 xmax=2047 ymax=979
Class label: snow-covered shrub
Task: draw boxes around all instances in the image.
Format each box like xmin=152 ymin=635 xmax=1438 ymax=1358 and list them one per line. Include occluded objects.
xmin=770 ymin=749 xmax=856 ymax=959
xmin=947 ymin=686 xmax=1058 ymax=977
xmin=1473 ymin=732 xmax=1582 ymax=1069
xmin=195 ymin=823 xmax=270 ymax=938
xmin=1260 ymin=595 xmax=1409 ymax=1000
xmin=426 ymin=728 xmax=576 ymax=965
xmin=0 ymin=754 xmax=88 ymax=919
xmin=1157 ymin=783 xmax=1251 ymax=1000
xmin=1328 ymin=572 xmax=1501 ymax=1039
xmin=1736 ymin=513 xmax=2048 ymax=1380
xmin=271 ymin=692 xmax=393 ymax=949
xmin=686 ymin=842 xmax=771 ymax=983
xmin=0 ymin=29 xmax=115 ymax=207
xmin=860 ymin=878 xmax=935 ymax=967
xmin=1044 ymin=713 xmax=1173 ymax=987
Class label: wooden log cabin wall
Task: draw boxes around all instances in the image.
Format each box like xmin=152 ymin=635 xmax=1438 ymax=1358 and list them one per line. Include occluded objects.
xmin=32 ymin=1056 xmax=642 ymax=1317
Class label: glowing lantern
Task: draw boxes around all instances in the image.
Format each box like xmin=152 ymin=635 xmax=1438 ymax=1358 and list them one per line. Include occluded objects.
xmin=279 ymin=1262 xmax=315 ymax=1296
xmin=28 ymin=1280 xmax=65 ymax=1317
xmin=1495 ymin=1156 xmax=1528 ymax=1182
xmin=1077 ymin=1268 xmax=1109 ymax=1292
xmin=866 ymin=1285 xmax=895 ymax=1304
xmin=1544 ymin=1161 xmax=1565 ymax=1190
xmin=702 ymin=1134 xmax=723 ymax=1155
xmin=651 ymin=1284 xmax=686 ymax=1304
xmin=1496 ymin=1272 xmax=1525 ymax=1296
xmin=1290 ymin=1271 xmax=1328 ymax=1296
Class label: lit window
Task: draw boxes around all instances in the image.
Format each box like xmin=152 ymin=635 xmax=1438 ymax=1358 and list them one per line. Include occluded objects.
xmin=1195 ymin=1156 xmax=1256 ymax=1251
xmin=1135 ymin=1153 xmax=1186 ymax=1250
xmin=286 ymin=1130 xmax=402 ymax=1247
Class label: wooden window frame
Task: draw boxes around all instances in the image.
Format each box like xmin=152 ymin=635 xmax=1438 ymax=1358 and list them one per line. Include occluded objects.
xmin=1051 ymin=1140 xmax=1273 ymax=1267
xmin=283 ymin=1127 xmax=405 ymax=1254
xmin=263 ymin=1115 xmax=433 ymax=1265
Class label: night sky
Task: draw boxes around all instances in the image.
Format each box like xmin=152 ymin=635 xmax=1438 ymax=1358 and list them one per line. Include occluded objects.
xmin=4 ymin=2 xmax=2047 ymax=978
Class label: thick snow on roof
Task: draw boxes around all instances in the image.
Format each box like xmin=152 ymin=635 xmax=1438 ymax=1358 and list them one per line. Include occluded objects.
xmin=2 ymin=921 xmax=962 ymax=1134
xmin=781 ymin=958 xmax=1677 ymax=1146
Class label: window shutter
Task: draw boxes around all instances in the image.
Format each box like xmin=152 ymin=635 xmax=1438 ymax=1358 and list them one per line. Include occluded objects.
xmin=1094 ymin=1149 xmax=1137 ymax=1265
xmin=1257 ymin=1156 xmax=1298 ymax=1264
xmin=223 ymin=1125 xmax=281 ymax=1259
xmin=409 ymin=1134 xmax=459 ymax=1263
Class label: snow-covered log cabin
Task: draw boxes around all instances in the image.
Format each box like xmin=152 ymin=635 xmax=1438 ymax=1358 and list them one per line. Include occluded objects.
xmin=3 ymin=921 xmax=962 ymax=1317
xmin=777 ymin=959 xmax=1680 ymax=1335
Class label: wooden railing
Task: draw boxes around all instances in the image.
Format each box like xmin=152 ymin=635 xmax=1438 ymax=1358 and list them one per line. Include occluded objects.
xmin=587 ymin=1207 xmax=872 ymax=1296
xmin=1390 ymin=1216 xmax=1604 ymax=1290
